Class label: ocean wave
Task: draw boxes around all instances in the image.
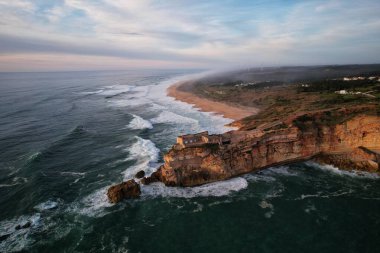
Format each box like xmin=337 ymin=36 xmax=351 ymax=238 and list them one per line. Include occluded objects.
xmin=0 ymin=177 xmax=28 ymax=188
xmin=77 ymin=89 xmax=104 ymax=95
xmin=123 ymin=137 xmax=160 ymax=180
xmin=60 ymin=171 xmax=86 ymax=177
xmin=140 ymin=177 xmax=248 ymax=198
xmin=243 ymin=173 xmax=276 ymax=182
xmin=108 ymin=97 xmax=152 ymax=108
xmin=0 ymin=213 xmax=41 ymax=252
xmin=34 ymin=200 xmax=60 ymax=211
xmin=127 ymin=137 xmax=159 ymax=162
xmin=126 ymin=115 xmax=153 ymax=130
xmin=306 ymin=161 xmax=380 ymax=179
xmin=69 ymin=186 xmax=113 ymax=218
xmin=260 ymin=166 xmax=300 ymax=177
xmin=101 ymin=85 xmax=133 ymax=97
xmin=23 ymin=152 xmax=42 ymax=166
xmin=259 ymin=200 xmax=275 ymax=218
xmin=296 ymin=189 xmax=355 ymax=200
xmin=150 ymin=111 xmax=199 ymax=125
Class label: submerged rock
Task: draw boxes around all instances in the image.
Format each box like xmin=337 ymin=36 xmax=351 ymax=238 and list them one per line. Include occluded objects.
xmin=107 ymin=179 xmax=141 ymax=203
xmin=15 ymin=221 xmax=31 ymax=230
xmin=135 ymin=170 xmax=145 ymax=179
xmin=0 ymin=233 xmax=11 ymax=242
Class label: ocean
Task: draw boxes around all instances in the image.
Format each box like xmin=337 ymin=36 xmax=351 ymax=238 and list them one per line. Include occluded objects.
xmin=0 ymin=70 xmax=379 ymax=253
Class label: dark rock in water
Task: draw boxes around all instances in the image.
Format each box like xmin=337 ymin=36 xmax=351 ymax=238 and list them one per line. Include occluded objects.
xmin=0 ymin=233 xmax=11 ymax=242
xmin=135 ymin=170 xmax=145 ymax=179
xmin=107 ymin=179 xmax=141 ymax=203
xmin=15 ymin=221 xmax=31 ymax=230
xmin=140 ymin=170 xmax=160 ymax=185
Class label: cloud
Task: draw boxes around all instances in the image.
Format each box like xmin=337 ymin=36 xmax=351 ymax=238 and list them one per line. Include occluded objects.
xmin=0 ymin=0 xmax=379 ymax=71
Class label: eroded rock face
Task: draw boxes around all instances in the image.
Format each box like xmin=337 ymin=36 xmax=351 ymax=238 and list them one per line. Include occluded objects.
xmin=140 ymin=171 xmax=160 ymax=185
xmin=107 ymin=179 xmax=141 ymax=203
xmin=314 ymin=147 xmax=379 ymax=173
xmin=147 ymin=110 xmax=380 ymax=187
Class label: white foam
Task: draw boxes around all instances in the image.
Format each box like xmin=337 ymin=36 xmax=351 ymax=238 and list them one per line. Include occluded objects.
xmin=0 ymin=183 xmax=20 ymax=188
xmin=0 ymin=177 xmax=28 ymax=188
xmin=150 ymin=111 xmax=199 ymax=125
xmin=101 ymin=85 xmax=132 ymax=96
xmin=108 ymin=97 xmax=151 ymax=108
xmin=261 ymin=166 xmax=299 ymax=177
xmin=243 ymin=173 xmax=276 ymax=182
xmin=127 ymin=115 xmax=153 ymax=130
xmin=140 ymin=177 xmax=248 ymax=198
xmin=127 ymin=137 xmax=159 ymax=162
xmin=259 ymin=200 xmax=275 ymax=218
xmin=70 ymin=186 xmax=113 ymax=218
xmin=60 ymin=171 xmax=86 ymax=176
xmin=297 ymin=189 xmax=355 ymax=200
xmin=78 ymin=89 xmax=104 ymax=95
xmin=123 ymin=137 xmax=160 ymax=180
xmin=306 ymin=161 xmax=380 ymax=179
xmin=0 ymin=213 xmax=41 ymax=252
xmin=34 ymin=200 xmax=59 ymax=211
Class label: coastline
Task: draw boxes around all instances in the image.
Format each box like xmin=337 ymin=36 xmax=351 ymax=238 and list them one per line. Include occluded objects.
xmin=167 ymin=82 xmax=259 ymax=120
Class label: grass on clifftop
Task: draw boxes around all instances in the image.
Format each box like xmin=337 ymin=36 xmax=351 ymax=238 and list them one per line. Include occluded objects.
xmin=184 ymin=69 xmax=380 ymax=131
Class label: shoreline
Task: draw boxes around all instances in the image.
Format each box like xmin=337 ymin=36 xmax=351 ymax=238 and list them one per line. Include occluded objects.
xmin=167 ymin=82 xmax=259 ymax=120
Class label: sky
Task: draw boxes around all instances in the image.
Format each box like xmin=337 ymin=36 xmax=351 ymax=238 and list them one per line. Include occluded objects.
xmin=0 ymin=0 xmax=379 ymax=72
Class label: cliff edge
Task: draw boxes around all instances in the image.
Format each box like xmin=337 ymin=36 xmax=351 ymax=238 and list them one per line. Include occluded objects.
xmin=145 ymin=106 xmax=380 ymax=187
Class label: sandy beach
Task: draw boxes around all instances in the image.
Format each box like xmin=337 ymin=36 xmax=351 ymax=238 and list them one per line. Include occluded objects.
xmin=167 ymin=82 xmax=259 ymax=120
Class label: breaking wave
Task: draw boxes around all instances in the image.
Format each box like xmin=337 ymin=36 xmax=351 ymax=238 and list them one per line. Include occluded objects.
xmin=77 ymin=89 xmax=104 ymax=95
xmin=141 ymin=177 xmax=248 ymax=198
xmin=0 ymin=213 xmax=41 ymax=252
xmin=150 ymin=111 xmax=199 ymax=125
xmin=306 ymin=162 xmax=380 ymax=179
xmin=34 ymin=200 xmax=60 ymax=211
xmin=123 ymin=137 xmax=160 ymax=180
xmin=126 ymin=115 xmax=153 ymax=130
xmin=260 ymin=166 xmax=300 ymax=177
xmin=69 ymin=186 xmax=113 ymax=218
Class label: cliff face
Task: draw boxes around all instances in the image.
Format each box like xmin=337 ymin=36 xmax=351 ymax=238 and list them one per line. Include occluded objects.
xmin=151 ymin=111 xmax=380 ymax=187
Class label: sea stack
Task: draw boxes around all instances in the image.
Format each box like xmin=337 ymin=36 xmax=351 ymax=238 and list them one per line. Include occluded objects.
xmin=107 ymin=179 xmax=141 ymax=203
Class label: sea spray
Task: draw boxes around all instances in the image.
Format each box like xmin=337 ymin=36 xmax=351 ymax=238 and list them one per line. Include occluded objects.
xmin=126 ymin=115 xmax=153 ymax=130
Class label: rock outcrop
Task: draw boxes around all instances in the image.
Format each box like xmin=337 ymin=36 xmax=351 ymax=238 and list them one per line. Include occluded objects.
xmin=107 ymin=179 xmax=141 ymax=203
xmin=314 ymin=147 xmax=380 ymax=172
xmin=135 ymin=170 xmax=145 ymax=179
xmin=145 ymin=108 xmax=380 ymax=187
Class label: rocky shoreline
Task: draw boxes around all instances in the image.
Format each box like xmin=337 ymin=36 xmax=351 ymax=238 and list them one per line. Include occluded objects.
xmin=108 ymin=106 xmax=380 ymax=203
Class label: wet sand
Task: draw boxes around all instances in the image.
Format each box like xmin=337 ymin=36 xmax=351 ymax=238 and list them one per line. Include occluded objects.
xmin=167 ymin=82 xmax=259 ymax=120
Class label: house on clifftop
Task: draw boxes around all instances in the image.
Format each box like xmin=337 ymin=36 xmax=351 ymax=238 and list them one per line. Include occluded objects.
xmin=176 ymin=131 xmax=226 ymax=148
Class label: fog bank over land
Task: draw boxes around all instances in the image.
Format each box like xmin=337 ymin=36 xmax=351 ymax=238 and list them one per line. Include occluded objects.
xmin=191 ymin=65 xmax=380 ymax=86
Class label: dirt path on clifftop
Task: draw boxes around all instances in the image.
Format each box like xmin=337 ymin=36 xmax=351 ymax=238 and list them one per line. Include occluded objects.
xmin=167 ymin=82 xmax=259 ymax=120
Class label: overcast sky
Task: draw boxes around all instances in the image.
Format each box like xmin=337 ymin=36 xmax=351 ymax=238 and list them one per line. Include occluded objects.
xmin=0 ymin=0 xmax=379 ymax=72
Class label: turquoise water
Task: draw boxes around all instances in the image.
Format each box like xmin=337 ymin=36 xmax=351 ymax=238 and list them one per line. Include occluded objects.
xmin=0 ymin=70 xmax=379 ymax=253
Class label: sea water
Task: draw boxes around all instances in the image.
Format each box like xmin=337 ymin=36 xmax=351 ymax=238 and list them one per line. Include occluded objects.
xmin=0 ymin=70 xmax=379 ymax=253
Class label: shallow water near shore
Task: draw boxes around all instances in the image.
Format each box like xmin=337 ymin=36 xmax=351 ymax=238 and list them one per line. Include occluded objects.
xmin=0 ymin=70 xmax=379 ymax=253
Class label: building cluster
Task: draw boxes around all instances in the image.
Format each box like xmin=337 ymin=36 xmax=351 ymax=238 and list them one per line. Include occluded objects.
xmin=343 ymin=76 xmax=380 ymax=81
xmin=335 ymin=90 xmax=376 ymax=98
xmin=176 ymin=131 xmax=231 ymax=148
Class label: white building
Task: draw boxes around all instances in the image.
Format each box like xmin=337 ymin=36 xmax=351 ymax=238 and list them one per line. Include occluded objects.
xmin=335 ymin=90 xmax=348 ymax=94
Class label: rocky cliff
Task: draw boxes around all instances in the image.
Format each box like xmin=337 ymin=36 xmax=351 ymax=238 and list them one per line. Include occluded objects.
xmin=146 ymin=108 xmax=380 ymax=187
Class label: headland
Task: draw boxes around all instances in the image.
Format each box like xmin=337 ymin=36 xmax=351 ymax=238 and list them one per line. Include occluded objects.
xmin=108 ymin=65 xmax=380 ymax=203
